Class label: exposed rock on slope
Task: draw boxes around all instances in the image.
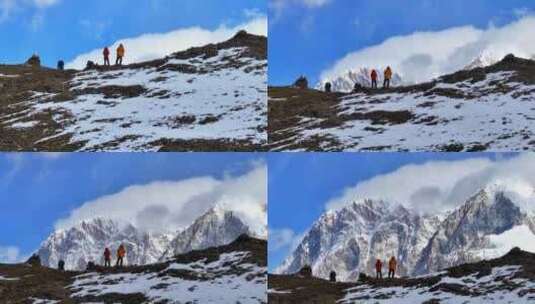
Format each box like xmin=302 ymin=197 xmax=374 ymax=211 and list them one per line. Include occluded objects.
xmin=0 ymin=31 xmax=267 ymax=152
xmin=270 ymin=247 xmax=535 ymax=304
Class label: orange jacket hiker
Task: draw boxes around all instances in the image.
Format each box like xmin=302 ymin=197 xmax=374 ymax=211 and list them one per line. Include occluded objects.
xmin=117 ymin=44 xmax=125 ymax=58
xmin=389 ymin=257 xmax=397 ymax=271
xmin=384 ymin=67 xmax=392 ymax=80
xmin=118 ymin=245 xmax=126 ymax=258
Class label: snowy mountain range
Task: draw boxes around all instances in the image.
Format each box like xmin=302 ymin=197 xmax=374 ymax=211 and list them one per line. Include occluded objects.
xmin=38 ymin=204 xmax=264 ymax=270
xmin=276 ymin=183 xmax=535 ymax=281
xmin=0 ymin=31 xmax=267 ymax=152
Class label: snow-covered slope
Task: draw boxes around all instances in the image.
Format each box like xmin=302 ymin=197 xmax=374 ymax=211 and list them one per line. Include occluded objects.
xmin=277 ymin=183 xmax=535 ymax=280
xmin=317 ymin=68 xmax=403 ymax=92
xmin=0 ymin=31 xmax=267 ymax=151
xmin=37 ymin=218 xmax=175 ymax=271
xmin=269 ymin=54 xmax=535 ymax=152
xmin=1 ymin=235 xmax=267 ymax=303
xmin=269 ymin=247 xmax=535 ymax=303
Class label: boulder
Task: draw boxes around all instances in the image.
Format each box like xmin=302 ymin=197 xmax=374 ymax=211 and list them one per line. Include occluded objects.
xmin=26 ymin=54 xmax=41 ymax=67
xmin=329 ymin=271 xmax=337 ymax=282
xmin=298 ymin=265 xmax=312 ymax=278
xmin=58 ymin=260 xmax=65 ymax=271
xmin=324 ymin=82 xmax=332 ymax=93
xmin=86 ymin=261 xmax=97 ymax=271
xmin=26 ymin=254 xmax=41 ymax=266
xmin=293 ymin=76 xmax=308 ymax=89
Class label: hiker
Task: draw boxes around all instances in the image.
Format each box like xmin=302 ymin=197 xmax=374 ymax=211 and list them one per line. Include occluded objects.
xmin=384 ymin=66 xmax=392 ymax=89
xmin=104 ymin=247 xmax=111 ymax=267
xmin=375 ymin=259 xmax=383 ymax=279
xmin=103 ymin=47 xmax=110 ymax=66
xmin=57 ymin=60 xmax=64 ymax=70
xmin=58 ymin=260 xmax=65 ymax=271
xmin=370 ymin=69 xmax=378 ymax=89
xmin=116 ymin=244 xmax=126 ymax=267
xmin=388 ymin=256 xmax=397 ymax=279
xmin=116 ymin=43 xmax=125 ymax=66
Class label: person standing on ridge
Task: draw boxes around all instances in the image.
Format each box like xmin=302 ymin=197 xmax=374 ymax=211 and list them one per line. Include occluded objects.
xmin=370 ymin=69 xmax=378 ymax=89
xmin=388 ymin=256 xmax=397 ymax=278
xmin=384 ymin=66 xmax=393 ymax=89
xmin=375 ymin=258 xmax=383 ymax=279
xmin=116 ymin=44 xmax=125 ymax=66
xmin=103 ymin=47 xmax=110 ymax=67
xmin=103 ymin=247 xmax=111 ymax=267
xmin=116 ymin=244 xmax=126 ymax=267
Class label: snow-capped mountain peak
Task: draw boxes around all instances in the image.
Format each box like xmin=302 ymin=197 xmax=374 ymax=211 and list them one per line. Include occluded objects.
xmin=278 ymin=185 xmax=535 ymax=281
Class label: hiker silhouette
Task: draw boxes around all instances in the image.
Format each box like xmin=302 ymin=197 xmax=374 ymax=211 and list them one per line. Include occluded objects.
xmin=104 ymin=247 xmax=111 ymax=267
xmin=388 ymin=256 xmax=397 ymax=278
xmin=103 ymin=47 xmax=111 ymax=67
xmin=375 ymin=259 xmax=383 ymax=279
xmin=384 ymin=67 xmax=393 ymax=89
xmin=116 ymin=44 xmax=125 ymax=66
xmin=370 ymin=70 xmax=378 ymax=89
xmin=116 ymin=244 xmax=126 ymax=267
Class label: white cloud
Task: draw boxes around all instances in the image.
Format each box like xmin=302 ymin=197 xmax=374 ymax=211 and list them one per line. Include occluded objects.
xmin=0 ymin=0 xmax=59 ymax=22
xmin=55 ymin=163 xmax=267 ymax=237
xmin=326 ymin=154 xmax=535 ymax=214
xmin=33 ymin=0 xmax=58 ymax=8
xmin=269 ymin=228 xmax=305 ymax=252
xmin=321 ymin=15 xmax=535 ymax=84
xmin=269 ymin=0 xmax=332 ymax=23
xmin=66 ymin=17 xmax=267 ymax=69
xmin=0 ymin=246 xmax=21 ymax=263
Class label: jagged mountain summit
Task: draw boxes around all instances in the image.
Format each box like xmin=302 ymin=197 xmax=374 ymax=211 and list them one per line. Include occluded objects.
xmin=38 ymin=204 xmax=265 ymax=271
xmin=276 ymin=183 xmax=535 ymax=281
xmin=269 ymin=247 xmax=535 ymax=303
xmin=317 ymin=68 xmax=403 ymax=93
xmin=0 ymin=31 xmax=267 ymax=152
xmin=161 ymin=205 xmax=253 ymax=259
xmin=269 ymin=54 xmax=535 ymax=152
xmin=2 ymin=235 xmax=267 ymax=303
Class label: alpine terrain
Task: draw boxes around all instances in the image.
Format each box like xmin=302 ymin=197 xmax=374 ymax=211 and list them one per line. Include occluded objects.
xmin=269 ymin=54 xmax=535 ymax=152
xmin=38 ymin=204 xmax=265 ymax=271
xmin=275 ymin=182 xmax=535 ymax=282
xmin=1 ymin=234 xmax=267 ymax=303
xmin=269 ymin=247 xmax=535 ymax=303
xmin=0 ymin=31 xmax=267 ymax=152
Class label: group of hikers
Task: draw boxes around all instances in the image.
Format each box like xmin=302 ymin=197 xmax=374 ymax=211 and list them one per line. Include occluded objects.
xmin=103 ymin=244 xmax=127 ymax=267
xmin=375 ymin=256 xmax=397 ymax=279
xmin=370 ymin=66 xmax=393 ymax=89
xmin=53 ymin=43 xmax=126 ymax=70
xmin=102 ymin=43 xmax=126 ymax=67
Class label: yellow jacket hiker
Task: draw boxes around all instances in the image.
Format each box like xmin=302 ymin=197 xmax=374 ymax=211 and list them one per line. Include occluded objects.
xmin=384 ymin=66 xmax=393 ymax=88
xmin=116 ymin=244 xmax=126 ymax=267
xmin=116 ymin=43 xmax=125 ymax=65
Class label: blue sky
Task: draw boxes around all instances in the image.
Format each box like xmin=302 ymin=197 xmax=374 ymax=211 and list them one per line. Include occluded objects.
xmin=267 ymin=152 xmax=519 ymax=271
xmin=0 ymin=152 xmax=264 ymax=263
xmin=0 ymin=0 xmax=266 ymax=67
xmin=268 ymin=0 xmax=535 ymax=85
